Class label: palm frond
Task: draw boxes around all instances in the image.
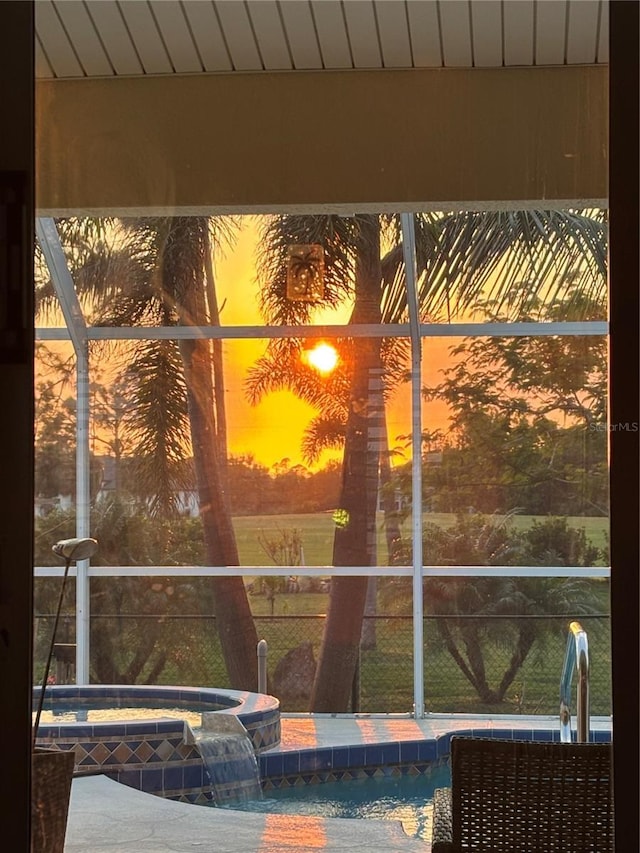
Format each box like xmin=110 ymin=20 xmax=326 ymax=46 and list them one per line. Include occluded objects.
xmin=119 ymin=340 xmax=191 ymax=517
xmin=380 ymin=214 xmax=441 ymax=323
xmin=256 ymin=214 xmax=360 ymax=325
xmin=301 ymin=414 xmax=347 ymax=465
xmin=245 ymin=338 xmax=350 ymax=416
xmin=419 ymin=210 xmax=607 ymax=321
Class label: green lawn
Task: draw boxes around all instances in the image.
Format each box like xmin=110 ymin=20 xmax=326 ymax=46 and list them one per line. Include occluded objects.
xmin=152 ymin=610 xmax=612 ymax=717
xmin=232 ymin=511 xmax=609 ymax=568
xmin=225 ymin=510 xmax=612 ymax=714
xmin=85 ymin=509 xmax=612 ymax=715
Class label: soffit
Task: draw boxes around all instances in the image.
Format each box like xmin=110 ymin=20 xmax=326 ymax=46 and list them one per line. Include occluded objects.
xmin=35 ymin=0 xmax=608 ymax=80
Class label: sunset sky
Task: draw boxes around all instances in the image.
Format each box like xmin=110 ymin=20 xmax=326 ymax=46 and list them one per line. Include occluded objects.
xmin=209 ymin=218 xmax=452 ymax=470
xmin=35 ymin=215 xmax=456 ymax=472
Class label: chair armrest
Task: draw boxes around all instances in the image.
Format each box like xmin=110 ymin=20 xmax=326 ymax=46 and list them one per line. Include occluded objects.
xmin=431 ymin=787 xmax=454 ymax=853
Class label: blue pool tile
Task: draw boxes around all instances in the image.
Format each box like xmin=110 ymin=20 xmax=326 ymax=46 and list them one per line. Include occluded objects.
xmin=347 ymin=745 xmax=366 ymax=767
xmin=37 ymin=726 xmax=61 ymax=738
xmin=383 ymin=743 xmax=401 ymax=764
xmin=436 ymin=734 xmax=451 ymax=757
xmin=369 ymin=743 xmax=400 ymax=765
xmin=260 ymin=753 xmax=283 ymax=778
xmin=68 ymin=726 xmax=94 ymax=739
xmin=140 ymin=768 xmax=164 ymax=793
xmin=532 ymin=729 xmax=554 ymax=742
xmin=183 ymin=764 xmax=205 ymax=788
xmin=592 ymin=730 xmax=612 ymax=743
xmin=124 ymin=722 xmax=155 ymax=736
xmin=158 ymin=723 xmax=182 ymax=735
xmin=399 ymin=740 xmax=419 ymax=763
xmin=87 ymin=687 xmax=112 ymax=698
xmin=96 ymin=725 xmax=127 ymax=738
xmin=163 ymin=766 xmax=184 ymax=791
xmin=512 ymin=729 xmax=534 ymax=741
xmin=415 ymin=740 xmax=437 ymax=762
xmin=490 ymin=729 xmax=514 ymax=740
xmin=117 ymin=769 xmax=141 ymax=789
xmin=363 ymin=745 xmax=384 ymax=766
xmin=304 ymin=748 xmax=332 ymax=772
xmin=126 ymin=687 xmax=151 ymax=700
xmin=282 ymin=752 xmax=300 ymax=775
xmin=331 ymin=747 xmax=350 ymax=770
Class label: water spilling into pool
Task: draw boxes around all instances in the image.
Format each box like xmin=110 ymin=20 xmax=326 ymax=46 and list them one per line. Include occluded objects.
xmin=198 ymin=734 xmax=262 ymax=804
xmin=197 ymin=711 xmax=263 ymax=804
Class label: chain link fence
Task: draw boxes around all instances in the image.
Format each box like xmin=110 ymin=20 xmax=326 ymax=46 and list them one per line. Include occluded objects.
xmin=34 ymin=612 xmax=611 ymax=717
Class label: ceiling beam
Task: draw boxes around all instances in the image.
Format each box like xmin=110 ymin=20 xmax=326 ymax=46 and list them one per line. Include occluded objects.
xmin=36 ymin=66 xmax=607 ymax=214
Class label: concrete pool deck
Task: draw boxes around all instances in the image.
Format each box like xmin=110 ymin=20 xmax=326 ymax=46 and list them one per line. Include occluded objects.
xmin=64 ymin=713 xmax=612 ymax=853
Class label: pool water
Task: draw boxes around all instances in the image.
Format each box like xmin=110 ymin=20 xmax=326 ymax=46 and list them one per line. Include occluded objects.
xmin=219 ymin=764 xmax=451 ymax=842
xmin=35 ymin=701 xmax=214 ymax=730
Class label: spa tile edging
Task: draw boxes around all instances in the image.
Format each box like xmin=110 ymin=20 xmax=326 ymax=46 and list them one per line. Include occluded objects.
xmin=34 ymin=684 xmax=280 ymax=753
xmin=34 ymin=685 xmax=280 ymax=803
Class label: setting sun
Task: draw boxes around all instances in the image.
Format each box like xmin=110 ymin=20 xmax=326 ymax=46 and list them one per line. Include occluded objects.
xmin=305 ymin=342 xmax=339 ymax=374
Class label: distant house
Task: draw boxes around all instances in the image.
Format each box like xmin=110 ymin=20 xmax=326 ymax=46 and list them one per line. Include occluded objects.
xmin=34 ymin=494 xmax=73 ymax=517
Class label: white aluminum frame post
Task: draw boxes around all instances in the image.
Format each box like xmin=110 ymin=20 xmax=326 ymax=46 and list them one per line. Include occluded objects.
xmin=36 ymin=218 xmax=92 ymax=684
xmin=401 ymin=213 xmax=425 ymax=718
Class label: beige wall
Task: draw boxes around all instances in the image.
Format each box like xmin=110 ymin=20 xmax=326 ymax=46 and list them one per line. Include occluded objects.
xmin=37 ymin=66 xmax=607 ymax=214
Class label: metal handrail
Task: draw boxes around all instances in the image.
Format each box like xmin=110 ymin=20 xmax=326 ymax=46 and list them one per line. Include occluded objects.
xmin=560 ymin=621 xmax=590 ymax=742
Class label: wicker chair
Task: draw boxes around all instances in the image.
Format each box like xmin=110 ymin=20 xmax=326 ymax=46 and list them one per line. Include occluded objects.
xmin=432 ymin=737 xmax=613 ymax=853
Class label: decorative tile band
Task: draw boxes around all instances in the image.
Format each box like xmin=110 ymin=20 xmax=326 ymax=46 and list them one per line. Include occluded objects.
xmin=35 ymin=716 xmax=612 ymax=805
xmin=261 ymin=757 xmax=450 ymax=791
xmin=258 ymin=727 xmax=612 ymax=789
xmin=34 ymin=685 xmax=281 ymax=801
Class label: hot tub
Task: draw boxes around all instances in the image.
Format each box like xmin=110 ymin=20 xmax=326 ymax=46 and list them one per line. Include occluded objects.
xmin=34 ymin=685 xmax=280 ymax=803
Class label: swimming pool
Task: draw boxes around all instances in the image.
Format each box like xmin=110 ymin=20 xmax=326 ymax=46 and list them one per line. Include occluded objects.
xmin=218 ymin=763 xmax=452 ymax=842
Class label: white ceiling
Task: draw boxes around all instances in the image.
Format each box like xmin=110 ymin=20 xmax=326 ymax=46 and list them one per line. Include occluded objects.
xmin=35 ymin=0 xmax=608 ymax=80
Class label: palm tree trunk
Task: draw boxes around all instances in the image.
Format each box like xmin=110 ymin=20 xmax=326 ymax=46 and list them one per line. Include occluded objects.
xmin=496 ymin=624 xmax=537 ymax=702
xmin=360 ymin=401 xmax=399 ymax=651
xmin=460 ymin=620 xmax=498 ymax=703
xmin=203 ymin=230 xmax=228 ymax=465
xmin=164 ymin=218 xmax=258 ymax=690
xmin=436 ymin=618 xmax=479 ymax=692
xmin=311 ymin=215 xmax=383 ymax=711
xmin=380 ymin=419 xmax=403 ymax=560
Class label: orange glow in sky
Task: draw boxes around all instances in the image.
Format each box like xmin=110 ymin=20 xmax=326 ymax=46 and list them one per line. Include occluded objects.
xmin=36 ymin=217 xmax=451 ymax=473
xmin=212 ymin=219 xmax=447 ymax=470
